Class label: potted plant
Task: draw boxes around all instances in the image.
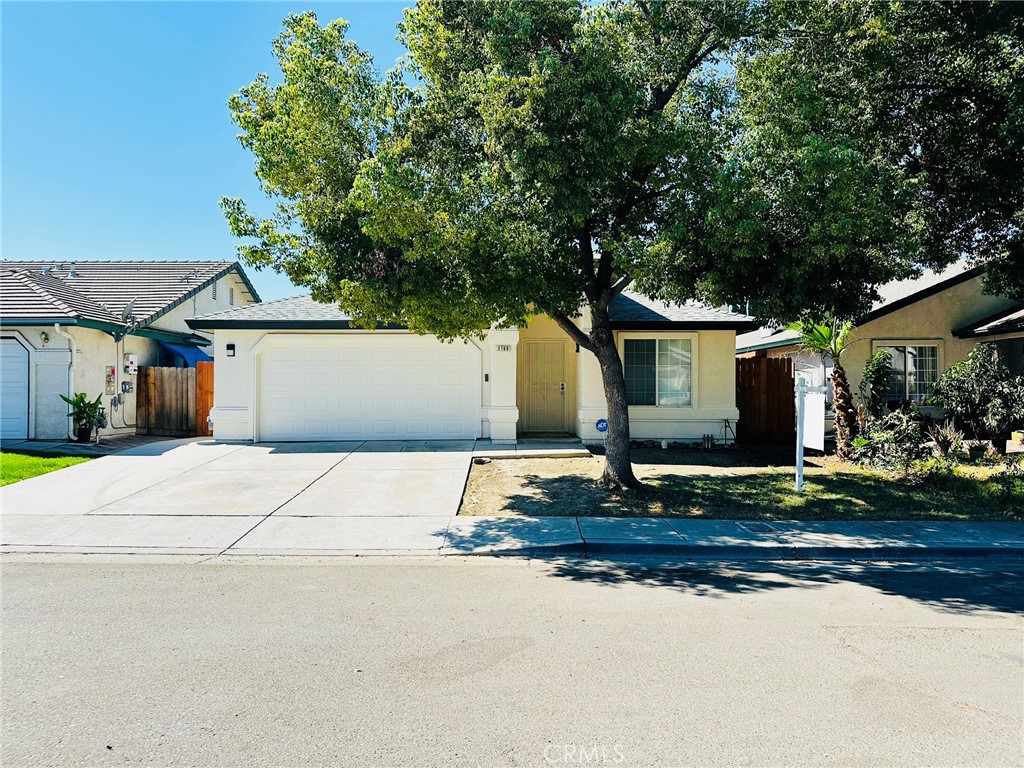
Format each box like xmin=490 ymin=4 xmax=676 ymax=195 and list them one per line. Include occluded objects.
xmin=60 ymin=392 xmax=105 ymax=443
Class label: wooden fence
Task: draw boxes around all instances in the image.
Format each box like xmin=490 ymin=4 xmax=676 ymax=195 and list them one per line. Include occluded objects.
xmin=137 ymin=362 xmax=213 ymax=437
xmin=735 ymin=356 xmax=795 ymax=444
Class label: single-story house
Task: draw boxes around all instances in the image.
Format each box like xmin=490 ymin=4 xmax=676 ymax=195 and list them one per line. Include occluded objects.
xmin=0 ymin=260 xmax=260 ymax=440
xmin=736 ymin=263 xmax=1024 ymax=413
xmin=186 ymin=291 xmax=757 ymax=444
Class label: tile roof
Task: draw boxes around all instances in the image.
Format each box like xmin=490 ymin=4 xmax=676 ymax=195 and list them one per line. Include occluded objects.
xmin=0 ymin=269 xmax=120 ymax=323
xmin=736 ymin=262 xmax=984 ymax=352
xmin=189 ymin=290 xmax=757 ymax=331
xmin=0 ymin=260 xmax=258 ymax=326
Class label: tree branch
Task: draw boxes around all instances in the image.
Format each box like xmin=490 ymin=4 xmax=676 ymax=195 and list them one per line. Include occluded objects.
xmin=551 ymin=313 xmax=595 ymax=353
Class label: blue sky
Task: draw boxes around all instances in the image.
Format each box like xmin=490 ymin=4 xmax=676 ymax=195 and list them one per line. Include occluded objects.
xmin=2 ymin=1 xmax=409 ymax=300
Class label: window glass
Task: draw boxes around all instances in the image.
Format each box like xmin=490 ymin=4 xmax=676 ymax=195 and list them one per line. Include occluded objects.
xmin=656 ymin=339 xmax=692 ymax=406
xmin=907 ymin=346 xmax=938 ymax=403
xmin=878 ymin=345 xmax=937 ymax=404
xmin=624 ymin=339 xmax=656 ymax=406
xmin=623 ymin=338 xmax=692 ymax=407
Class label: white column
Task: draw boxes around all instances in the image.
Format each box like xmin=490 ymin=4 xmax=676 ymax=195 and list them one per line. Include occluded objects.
xmin=483 ymin=328 xmax=519 ymax=443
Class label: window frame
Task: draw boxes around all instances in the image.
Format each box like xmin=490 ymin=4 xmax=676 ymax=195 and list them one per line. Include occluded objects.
xmin=871 ymin=339 xmax=942 ymax=405
xmin=617 ymin=332 xmax=698 ymax=409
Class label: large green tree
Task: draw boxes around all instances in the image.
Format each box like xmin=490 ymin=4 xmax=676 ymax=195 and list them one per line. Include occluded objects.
xmin=224 ymin=1 xmax=1022 ymax=488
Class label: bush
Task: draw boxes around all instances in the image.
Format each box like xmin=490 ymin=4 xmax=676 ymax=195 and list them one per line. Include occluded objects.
xmin=931 ymin=344 xmax=1024 ymax=440
xmin=852 ymin=408 xmax=930 ymax=475
xmin=858 ymin=349 xmax=893 ymax=420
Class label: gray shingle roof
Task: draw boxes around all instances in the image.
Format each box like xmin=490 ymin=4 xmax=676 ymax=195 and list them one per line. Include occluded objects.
xmin=189 ymin=290 xmax=756 ymax=331
xmin=0 ymin=260 xmax=259 ymax=326
xmin=609 ymin=290 xmax=755 ymax=327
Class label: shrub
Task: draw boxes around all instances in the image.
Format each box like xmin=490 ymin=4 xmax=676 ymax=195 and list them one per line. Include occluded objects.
xmin=928 ymin=420 xmax=965 ymax=458
xmin=858 ymin=349 xmax=893 ymax=420
xmin=852 ymin=408 xmax=930 ymax=475
xmin=931 ymin=344 xmax=1024 ymax=439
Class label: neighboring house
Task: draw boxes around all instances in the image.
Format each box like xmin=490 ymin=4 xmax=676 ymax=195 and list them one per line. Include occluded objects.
xmin=186 ymin=291 xmax=756 ymax=444
xmin=0 ymin=260 xmax=260 ymax=440
xmin=736 ymin=263 xmax=1024 ymax=415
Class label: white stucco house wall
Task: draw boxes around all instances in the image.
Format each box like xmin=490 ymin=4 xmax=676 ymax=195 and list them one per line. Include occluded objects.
xmin=187 ymin=291 xmax=756 ymax=445
xmin=0 ymin=260 xmax=259 ymax=440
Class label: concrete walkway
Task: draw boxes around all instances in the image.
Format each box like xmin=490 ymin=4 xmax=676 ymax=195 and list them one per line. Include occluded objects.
xmin=2 ymin=439 xmax=1021 ymax=558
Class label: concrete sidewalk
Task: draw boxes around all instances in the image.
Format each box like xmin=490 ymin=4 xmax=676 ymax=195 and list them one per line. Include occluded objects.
xmin=3 ymin=513 xmax=1021 ymax=559
xmin=440 ymin=516 xmax=1024 ymax=559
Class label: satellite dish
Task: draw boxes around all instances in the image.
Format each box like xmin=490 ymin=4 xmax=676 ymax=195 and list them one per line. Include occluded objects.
xmin=121 ymin=298 xmax=137 ymax=323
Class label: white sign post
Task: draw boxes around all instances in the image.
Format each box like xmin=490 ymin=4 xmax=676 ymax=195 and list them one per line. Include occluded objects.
xmin=795 ymin=378 xmax=828 ymax=492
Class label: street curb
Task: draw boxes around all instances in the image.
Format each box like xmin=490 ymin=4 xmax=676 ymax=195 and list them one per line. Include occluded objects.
xmin=450 ymin=542 xmax=1024 ymax=560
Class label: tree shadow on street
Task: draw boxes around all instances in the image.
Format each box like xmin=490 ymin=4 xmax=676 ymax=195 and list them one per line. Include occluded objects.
xmin=539 ymin=558 xmax=1024 ymax=616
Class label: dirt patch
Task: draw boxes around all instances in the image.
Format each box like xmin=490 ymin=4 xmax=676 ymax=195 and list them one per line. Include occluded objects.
xmin=460 ymin=448 xmax=1023 ymax=521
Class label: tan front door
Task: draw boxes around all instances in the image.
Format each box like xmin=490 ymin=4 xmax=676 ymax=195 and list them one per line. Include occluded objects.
xmin=520 ymin=340 xmax=566 ymax=432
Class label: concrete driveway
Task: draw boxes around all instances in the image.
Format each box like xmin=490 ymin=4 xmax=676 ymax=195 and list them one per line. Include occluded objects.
xmin=1 ymin=439 xmax=473 ymax=554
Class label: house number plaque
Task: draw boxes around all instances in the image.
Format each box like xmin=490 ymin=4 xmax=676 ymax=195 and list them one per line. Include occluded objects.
xmin=495 ymin=344 xmax=512 ymax=352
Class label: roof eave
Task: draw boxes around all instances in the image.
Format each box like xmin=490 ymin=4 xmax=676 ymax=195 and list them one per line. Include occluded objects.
xmin=186 ymin=320 xmax=406 ymax=331
xmin=861 ymin=265 xmax=985 ymax=325
xmin=611 ymin=320 xmax=759 ymax=332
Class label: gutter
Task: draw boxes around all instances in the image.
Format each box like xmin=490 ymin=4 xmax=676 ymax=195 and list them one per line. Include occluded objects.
xmin=51 ymin=323 xmax=77 ymax=440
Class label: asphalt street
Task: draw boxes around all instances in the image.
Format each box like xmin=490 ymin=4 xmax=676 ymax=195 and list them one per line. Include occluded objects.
xmin=2 ymin=556 xmax=1022 ymax=767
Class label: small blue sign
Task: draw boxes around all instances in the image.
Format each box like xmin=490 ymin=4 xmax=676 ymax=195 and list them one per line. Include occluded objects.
xmin=595 ymin=418 xmax=609 ymax=433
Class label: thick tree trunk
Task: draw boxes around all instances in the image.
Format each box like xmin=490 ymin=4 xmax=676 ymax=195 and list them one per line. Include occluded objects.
xmin=832 ymin=360 xmax=858 ymax=461
xmin=588 ymin=306 xmax=643 ymax=491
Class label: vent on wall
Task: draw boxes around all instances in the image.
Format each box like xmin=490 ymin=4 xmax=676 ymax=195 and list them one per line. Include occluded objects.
xmin=229 ymin=287 xmax=235 ymax=306
xmin=212 ymin=282 xmax=218 ymax=300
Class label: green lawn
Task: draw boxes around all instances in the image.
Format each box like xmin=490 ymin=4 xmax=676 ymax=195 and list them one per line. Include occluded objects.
xmin=0 ymin=451 xmax=91 ymax=486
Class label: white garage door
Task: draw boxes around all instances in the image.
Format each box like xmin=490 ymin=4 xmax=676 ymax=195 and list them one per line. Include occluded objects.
xmin=257 ymin=335 xmax=480 ymax=441
xmin=0 ymin=338 xmax=30 ymax=440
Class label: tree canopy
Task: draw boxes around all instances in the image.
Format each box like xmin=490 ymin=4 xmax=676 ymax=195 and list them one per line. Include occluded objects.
xmin=224 ymin=0 xmax=1023 ymax=484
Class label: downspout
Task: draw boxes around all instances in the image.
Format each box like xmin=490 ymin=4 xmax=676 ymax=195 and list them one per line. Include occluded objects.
xmin=52 ymin=323 xmax=77 ymax=440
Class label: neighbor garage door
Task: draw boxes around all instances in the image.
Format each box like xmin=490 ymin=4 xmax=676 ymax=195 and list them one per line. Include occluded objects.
xmin=0 ymin=338 xmax=30 ymax=440
xmin=257 ymin=335 xmax=480 ymax=441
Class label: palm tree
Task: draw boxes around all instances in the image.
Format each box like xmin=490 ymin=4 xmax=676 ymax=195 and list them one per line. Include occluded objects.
xmin=788 ymin=317 xmax=858 ymax=461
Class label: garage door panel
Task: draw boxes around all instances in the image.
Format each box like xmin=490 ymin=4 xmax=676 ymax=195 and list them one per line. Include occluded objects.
xmin=258 ymin=336 xmax=479 ymax=441
xmin=1 ymin=339 xmax=30 ymax=440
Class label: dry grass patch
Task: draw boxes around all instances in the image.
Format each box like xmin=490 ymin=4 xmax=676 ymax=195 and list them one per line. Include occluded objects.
xmin=460 ymin=448 xmax=1023 ymax=521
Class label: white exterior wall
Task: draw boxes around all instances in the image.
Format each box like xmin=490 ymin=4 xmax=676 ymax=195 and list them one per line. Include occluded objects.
xmin=1 ymin=274 xmax=254 ymax=441
xmin=207 ymin=328 xmax=521 ymax=442
xmin=207 ymin=322 xmax=741 ymax=445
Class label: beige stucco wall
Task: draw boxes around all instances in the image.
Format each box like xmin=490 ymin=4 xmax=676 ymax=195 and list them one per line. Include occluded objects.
xmin=741 ymin=274 xmax=1021 ymax=417
xmin=842 ymin=275 xmax=1016 ymax=401
xmin=575 ymin=329 xmax=740 ymax=443
xmin=155 ymin=272 xmax=255 ymax=340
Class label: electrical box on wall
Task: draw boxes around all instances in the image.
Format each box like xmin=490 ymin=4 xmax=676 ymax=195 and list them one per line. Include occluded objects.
xmin=105 ymin=366 xmax=116 ymax=395
xmin=123 ymin=354 xmax=138 ymax=376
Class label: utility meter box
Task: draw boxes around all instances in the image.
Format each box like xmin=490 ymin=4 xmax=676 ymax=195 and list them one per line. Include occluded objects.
xmin=105 ymin=366 xmax=116 ymax=395
xmin=123 ymin=353 xmax=138 ymax=376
